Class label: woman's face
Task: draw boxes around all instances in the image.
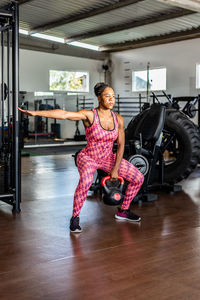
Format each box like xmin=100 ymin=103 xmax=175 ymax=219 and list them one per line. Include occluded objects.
xmin=98 ymin=87 xmax=115 ymax=109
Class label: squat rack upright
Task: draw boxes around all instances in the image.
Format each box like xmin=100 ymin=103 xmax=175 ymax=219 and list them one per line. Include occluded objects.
xmin=0 ymin=1 xmax=20 ymax=212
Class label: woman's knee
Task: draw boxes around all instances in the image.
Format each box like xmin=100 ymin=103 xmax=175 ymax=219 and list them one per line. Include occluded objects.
xmin=133 ymin=172 xmax=144 ymax=186
xmin=120 ymin=160 xmax=144 ymax=184
xmin=79 ymin=169 xmax=96 ymax=189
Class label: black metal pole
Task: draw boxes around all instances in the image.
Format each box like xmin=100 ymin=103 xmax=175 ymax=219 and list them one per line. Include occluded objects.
xmin=83 ymin=96 xmax=85 ymax=109
xmin=45 ymin=99 xmax=48 ymax=132
xmin=12 ymin=1 xmax=20 ymax=212
xmin=54 ymin=98 xmax=56 ymax=124
xmin=1 ymin=30 xmax=4 ymax=145
xmin=117 ymin=94 xmax=119 ymax=114
xmin=7 ymin=28 xmax=11 ymax=188
xmin=7 ymin=28 xmax=10 ymax=144
xmin=198 ymin=95 xmax=200 ymax=128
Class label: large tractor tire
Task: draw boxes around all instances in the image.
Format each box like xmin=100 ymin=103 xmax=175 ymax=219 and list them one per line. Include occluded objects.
xmin=125 ymin=108 xmax=200 ymax=184
xmin=161 ymin=110 xmax=200 ymax=183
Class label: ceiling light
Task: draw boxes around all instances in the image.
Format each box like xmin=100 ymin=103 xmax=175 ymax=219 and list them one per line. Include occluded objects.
xmin=19 ymin=29 xmax=29 ymax=35
xmin=34 ymin=92 xmax=54 ymax=96
xmin=31 ymin=33 xmax=65 ymax=44
xmin=19 ymin=30 xmax=99 ymax=51
xmin=67 ymin=41 xmax=100 ymax=51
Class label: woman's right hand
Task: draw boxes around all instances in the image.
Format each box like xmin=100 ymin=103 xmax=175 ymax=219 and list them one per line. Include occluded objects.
xmin=18 ymin=107 xmax=36 ymax=116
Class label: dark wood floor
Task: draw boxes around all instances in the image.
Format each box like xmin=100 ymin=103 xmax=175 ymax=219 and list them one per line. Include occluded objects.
xmin=0 ymin=154 xmax=200 ymax=300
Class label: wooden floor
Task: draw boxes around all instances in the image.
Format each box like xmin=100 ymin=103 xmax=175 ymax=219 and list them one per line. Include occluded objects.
xmin=0 ymin=154 xmax=200 ymax=300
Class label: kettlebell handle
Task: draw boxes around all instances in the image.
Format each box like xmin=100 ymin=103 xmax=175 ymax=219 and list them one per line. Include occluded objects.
xmin=101 ymin=176 xmax=124 ymax=187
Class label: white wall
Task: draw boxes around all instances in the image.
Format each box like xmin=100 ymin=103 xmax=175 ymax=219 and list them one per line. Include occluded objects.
xmin=19 ymin=49 xmax=104 ymax=138
xmin=4 ymin=39 xmax=199 ymax=139
xmin=111 ymin=38 xmax=200 ymax=98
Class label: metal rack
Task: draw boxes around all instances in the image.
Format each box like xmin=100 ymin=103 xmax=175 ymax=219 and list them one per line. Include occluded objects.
xmin=0 ymin=1 xmax=20 ymax=212
xmin=151 ymin=92 xmax=200 ymax=128
xmin=113 ymin=94 xmax=146 ymax=117
xmin=74 ymin=95 xmax=94 ymax=140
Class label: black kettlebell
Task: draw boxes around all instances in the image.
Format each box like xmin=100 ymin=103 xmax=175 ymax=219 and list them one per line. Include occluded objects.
xmin=101 ymin=176 xmax=124 ymax=206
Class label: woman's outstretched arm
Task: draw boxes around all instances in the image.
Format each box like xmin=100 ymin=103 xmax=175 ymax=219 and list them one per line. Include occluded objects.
xmin=18 ymin=107 xmax=89 ymax=121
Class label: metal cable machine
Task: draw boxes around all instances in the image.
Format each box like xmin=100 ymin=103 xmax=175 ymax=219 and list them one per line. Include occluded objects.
xmin=0 ymin=1 xmax=20 ymax=212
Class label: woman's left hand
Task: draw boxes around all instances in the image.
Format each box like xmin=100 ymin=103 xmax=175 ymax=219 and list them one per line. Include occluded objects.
xmin=109 ymin=168 xmax=118 ymax=181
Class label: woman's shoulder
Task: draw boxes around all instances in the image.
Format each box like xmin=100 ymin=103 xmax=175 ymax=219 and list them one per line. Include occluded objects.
xmin=79 ymin=108 xmax=93 ymax=113
xmin=80 ymin=109 xmax=95 ymax=127
xmin=113 ymin=112 xmax=123 ymax=121
xmin=79 ymin=109 xmax=94 ymax=117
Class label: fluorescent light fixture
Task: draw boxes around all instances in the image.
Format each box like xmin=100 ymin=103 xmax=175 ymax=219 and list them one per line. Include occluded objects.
xmin=31 ymin=33 xmax=65 ymax=44
xmin=67 ymin=41 xmax=99 ymax=51
xmin=67 ymin=92 xmax=86 ymax=95
xmin=34 ymin=91 xmax=54 ymax=96
xmin=19 ymin=29 xmax=99 ymax=51
xmin=19 ymin=29 xmax=29 ymax=35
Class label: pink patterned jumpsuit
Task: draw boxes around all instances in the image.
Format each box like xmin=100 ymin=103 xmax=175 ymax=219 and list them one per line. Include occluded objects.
xmin=73 ymin=108 xmax=144 ymax=217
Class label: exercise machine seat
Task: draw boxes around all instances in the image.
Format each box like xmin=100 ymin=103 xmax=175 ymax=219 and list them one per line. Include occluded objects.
xmin=133 ymin=104 xmax=166 ymax=142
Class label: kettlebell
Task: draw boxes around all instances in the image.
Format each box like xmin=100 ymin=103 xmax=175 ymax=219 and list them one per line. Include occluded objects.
xmin=101 ymin=176 xmax=124 ymax=206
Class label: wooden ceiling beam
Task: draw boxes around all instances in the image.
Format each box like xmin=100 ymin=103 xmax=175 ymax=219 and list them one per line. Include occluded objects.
xmin=100 ymin=26 xmax=200 ymax=52
xmin=0 ymin=0 xmax=33 ymax=11
xmin=157 ymin=0 xmax=200 ymax=13
xmin=18 ymin=0 xmax=35 ymax=5
xmin=65 ymin=9 xmax=194 ymax=42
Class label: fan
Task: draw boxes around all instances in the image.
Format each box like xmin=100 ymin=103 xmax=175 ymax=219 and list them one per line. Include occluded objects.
xmin=97 ymin=59 xmax=113 ymax=83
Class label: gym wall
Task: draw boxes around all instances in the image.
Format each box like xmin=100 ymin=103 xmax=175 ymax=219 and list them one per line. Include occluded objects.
xmin=111 ymin=38 xmax=200 ymax=98
xmin=18 ymin=48 xmax=104 ymax=139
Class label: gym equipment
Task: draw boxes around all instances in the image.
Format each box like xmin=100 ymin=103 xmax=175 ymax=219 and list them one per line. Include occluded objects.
xmin=19 ymin=100 xmax=29 ymax=138
xmin=0 ymin=2 xmax=21 ymax=212
xmin=25 ymin=98 xmax=61 ymax=142
xmin=35 ymin=99 xmax=60 ymax=137
xmin=128 ymin=154 xmax=149 ymax=176
xmin=101 ymin=176 xmax=124 ymax=206
xmin=151 ymin=92 xmax=200 ymax=181
xmin=113 ymin=94 xmax=146 ymax=118
xmin=124 ymin=102 xmax=179 ymax=202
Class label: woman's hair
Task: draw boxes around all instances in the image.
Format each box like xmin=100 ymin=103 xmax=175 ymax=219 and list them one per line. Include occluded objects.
xmin=94 ymin=82 xmax=110 ymax=97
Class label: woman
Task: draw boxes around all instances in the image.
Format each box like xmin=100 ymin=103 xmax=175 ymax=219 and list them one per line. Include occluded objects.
xmin=18 ymin=83 xmax=144 ymax=233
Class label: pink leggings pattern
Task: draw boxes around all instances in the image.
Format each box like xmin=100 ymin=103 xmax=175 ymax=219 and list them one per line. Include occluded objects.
xmin=73 ymin=152 xmax=144 ymax=217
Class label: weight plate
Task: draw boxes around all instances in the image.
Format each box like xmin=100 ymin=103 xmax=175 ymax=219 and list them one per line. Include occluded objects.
xmin=128 ymin=154 xmax=149 ymax=176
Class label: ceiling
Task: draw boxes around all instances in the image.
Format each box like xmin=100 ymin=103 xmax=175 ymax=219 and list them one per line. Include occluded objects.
xmin=0 ymin=0 xmax=200 ymax=58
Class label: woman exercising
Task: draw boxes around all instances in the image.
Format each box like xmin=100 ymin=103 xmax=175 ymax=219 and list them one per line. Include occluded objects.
xmin=18 ymin=83 xmax=144 ymax=233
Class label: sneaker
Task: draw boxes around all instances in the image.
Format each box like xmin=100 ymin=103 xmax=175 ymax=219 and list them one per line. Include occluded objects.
xmin=70 ymin=216 xmax=82 ymax=233
xmin=115 ymin=208 xmax=141 ymax=222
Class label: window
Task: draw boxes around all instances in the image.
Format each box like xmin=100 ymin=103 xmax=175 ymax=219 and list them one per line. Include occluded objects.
xmin=49 ymin=70 xmax=89 ymax=92
xmin=196 ymin=64 xmax=200 ymax=89
xmin=132 ymin=67 xmax=166 ymax=92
